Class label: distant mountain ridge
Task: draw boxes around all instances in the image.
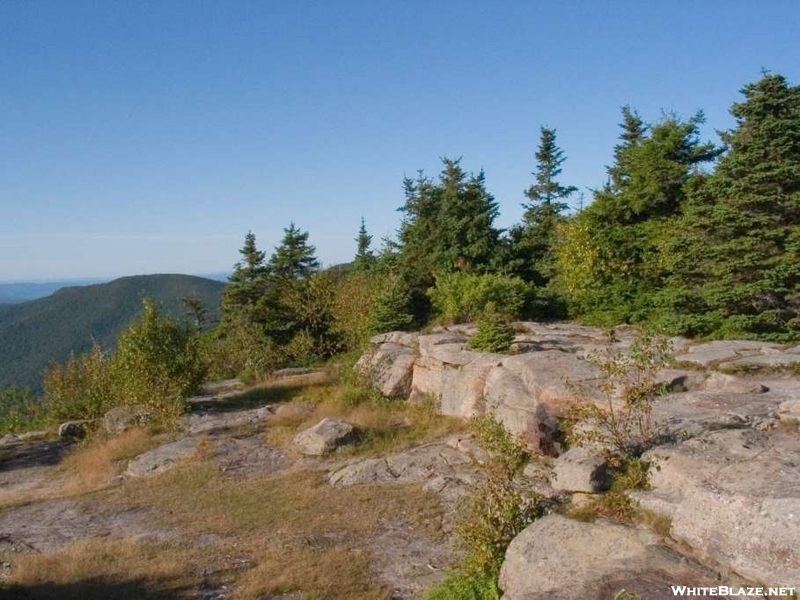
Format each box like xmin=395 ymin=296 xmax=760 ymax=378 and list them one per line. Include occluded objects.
xmin=0 ymin=278 xmax=109 ymax=304
xmin=0 ymin=274 xmax=226 ymax=393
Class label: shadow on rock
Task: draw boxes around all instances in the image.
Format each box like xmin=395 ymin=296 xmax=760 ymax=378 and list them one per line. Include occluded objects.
xmin=0 ymin=575 xmax=194 ymax=600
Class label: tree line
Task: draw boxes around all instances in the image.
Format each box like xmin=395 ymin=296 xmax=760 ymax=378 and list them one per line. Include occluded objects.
xmin=2 ymin=72 xmax=796 ymax=433
xmin=217 ymin=71 xmax=799 ymax=378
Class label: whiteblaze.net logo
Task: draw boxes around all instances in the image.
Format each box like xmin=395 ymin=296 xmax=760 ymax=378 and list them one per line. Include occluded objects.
xmin=671 ymin=586 xmax=797 ymax=597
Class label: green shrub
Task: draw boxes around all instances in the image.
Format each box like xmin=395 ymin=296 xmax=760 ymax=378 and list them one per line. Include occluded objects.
xmin=426 ymin=416 xmax=541 ymax=598
xmin=43 ymin=344 xmax=114 ymax=421
xmin=424 ymin=572 xmax=500 ymax=600
xmin=564 ymin=330 xmax=671 ymax=458
xmin=368 ymin=274 xmax=414 ymax=334
xmin=569 ymin=456 xmax=650 ymax=523
xmin=428 ymin=272 xmax=529 ymax=324
xmin=284 ymin=330 xmax=317 ymax=365
xmin=110 ymin=299 xmax=207 ymax=421
xmin=468 ymin=302 xmax=515 ymax=353
xmin=0 ymin=388 xmax=46 ymax=434
xmin=203 ymin=314 xmax=281 ymax=385
xmin=330 ymin=270 xmax=385 ymax=350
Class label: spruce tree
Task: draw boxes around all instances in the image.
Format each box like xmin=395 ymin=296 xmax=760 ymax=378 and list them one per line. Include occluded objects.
xmin=562 ymin=110 xmax=720 ymax=324
xmin=368 ymin=275 xmax=414 ymax=334
xmin=353 ymin=217 xmax=376 ymax=271
xmin=396 ymin=158 xmax=501 ymax=322
xmin=664 ymin=73 xmax=800 ymax=339
xmin=607 ymin=106 xmax=648 ymax=191
xmin=266 ymin=223 xmax=320 ymax=282
xmin=221 ymin=231 xmax=268 ymax=320
xmin=398 ymin=158 xmax=501 ymax=279
xmin=260 ymin=223 xmax=320 ymax=345
xmin=516 ymin=127 xmax=577 ymax=286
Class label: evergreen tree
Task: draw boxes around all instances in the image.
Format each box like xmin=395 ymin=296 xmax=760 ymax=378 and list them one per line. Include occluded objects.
xmin=353 ymin=217 xmax=376 ymax=271
xmin=369 ymin=275 xmax=414 ymax=334
xmin=607 ymin=106 xmax=648 ymax=191
xmin=558 ymin=110 xmax=720 ymax=324
xmin=468 ymin=301 xmax=515 ymax=353
xmin=221 ymin=231 xmax=268 ymax=319
xmin=397 ymin=158 xmax=501 ymax=321
xmin=266 ymin=223 xmax=320 ymax=282
xmin=260 ymin=223 xmax=320 ymax=344
xmin=663 ymin=73 xmax=800 ymax=339
xmin=439 ymin=159 xmax=501 ymax=271
xmin=514 ymin=127 xmax=577 ymax=286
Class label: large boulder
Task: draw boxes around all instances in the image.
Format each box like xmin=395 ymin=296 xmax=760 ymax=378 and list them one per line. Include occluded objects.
xmin=356 ymin=336 xmax=418 ymax=399
xmin=641 ymin=429 xmax=800 ymax=588
xmin=483 ymin=351 xmax=602 ymax=451
xmin=500 ymin=515 xmax=734 ymax=599
xmin=410 ymin=354 xmax=500 ymax=417
xmin=292 ymin=418 xmax=356 ymax=456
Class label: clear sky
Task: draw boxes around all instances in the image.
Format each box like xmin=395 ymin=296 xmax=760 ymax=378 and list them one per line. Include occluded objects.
xmin=2 ymin=1 xmax=798 ymax=282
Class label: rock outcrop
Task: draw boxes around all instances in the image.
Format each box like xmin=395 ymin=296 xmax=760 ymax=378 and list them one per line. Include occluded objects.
xmin=640 ymin=428 xmax=800 ymax=588
xmin=125 ymin=437 xmax=199 ymax=478
xmin=329 ymin=439 xmax=481 ymax=505
xmin=500 ymin=515 xmax=739 ymax=599
xmin=357 ymin=323 xmax=800 ymax=592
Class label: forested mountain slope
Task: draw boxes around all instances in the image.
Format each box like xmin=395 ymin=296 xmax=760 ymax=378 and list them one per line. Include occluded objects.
xmin=0 ymin=274 xmax=225 ymax=392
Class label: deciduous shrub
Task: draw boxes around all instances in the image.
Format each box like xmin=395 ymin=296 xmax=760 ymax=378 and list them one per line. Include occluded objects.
xmin=565 ymin=330 xmax=671 ymax=458
xmin=110 ymin=299 xmax=207 ymax=421
xmin=330 ymin=270 xmax=385 ymax=350
xmin=426 ymin=416 xmax=542 ymax=599
xmin=43 ymin=344 xmax=114 ymax=421
xmin=428 ymin=272 xmax=529 ymax=324
xmin=0 ymin=388 xmax=46 ymax=434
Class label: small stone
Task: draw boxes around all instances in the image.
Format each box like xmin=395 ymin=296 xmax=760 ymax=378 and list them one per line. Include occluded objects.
xmin=58 ymin=420 xmax=94 ymax=439
xmin=552 ymin=446 xmax=611 ymax=493
xmin=292 ymin=418 xmax=356 ymax=456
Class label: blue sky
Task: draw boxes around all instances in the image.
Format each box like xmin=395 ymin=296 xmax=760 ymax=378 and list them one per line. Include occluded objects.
xmin=1 ymin=1 xmax=798 ymax=281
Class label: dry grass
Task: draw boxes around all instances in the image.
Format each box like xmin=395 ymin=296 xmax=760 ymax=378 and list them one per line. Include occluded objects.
xmin=86 ymin=465 xmax=445 ymax=599
xmin=3 ymin=370 xmax=460 ymax=598
xmin=4 ymin=538 xmax=222 ymax=599
xmin=264 ymin=382 xmax=465 ymax=456
xmin=60 ymin=428 xmax=158 ymax=495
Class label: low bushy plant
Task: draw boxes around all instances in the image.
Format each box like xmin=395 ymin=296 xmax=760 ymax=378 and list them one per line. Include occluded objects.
xmin=428 ymin=272 xmax=529 ymax=324
xmin=426 ymin=415 xmax=542 ymax=598
xmin=43 ymin=344 xmax=115 ymax=421
xmin=468 ymin=302 xmax=515 ymax=353
xmin=330 ymin=270 xmax=385 ymax=351
xmin=565 ymin=330 xmax=671 ymax=458
xmin=204 ymin=313 xmax=282 ymax=384
xmin=0 ymin=388 xmax=46 ymax=434
xmin=111 ymin=299 xmax=207 ymax=421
